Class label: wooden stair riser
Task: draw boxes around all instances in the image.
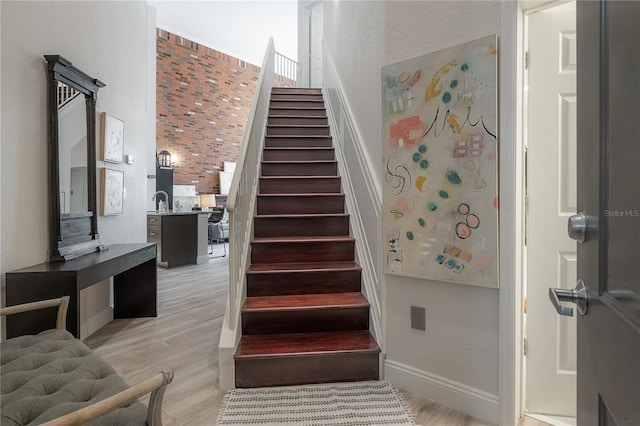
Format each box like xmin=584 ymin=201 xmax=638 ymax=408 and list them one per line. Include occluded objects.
xmin=257 ymin=194 xmax=345 ymax=215
xmin=263 ymin=148 xmax=335 ymax=161
xmin=265 ymin=136 xmax=333 ymax=148
xmin=251 ymin=240 xmax=355 ymax=263
xmin=270 ymin=93 xmax=323 ymax=101
xmin=269 ymin=108 xmax=326 ymax=117
xmin=242 ymin=308 xmax=369 ymax=335
xmin=254 ymin=215 xmax=349 ymax=237
xmin=247 ymin=269 xmax=362 ymax=296
xmin=270 ymin=100 xmax=324 ymax=108
xmin=267 ymin=125 xmax=330 ymax=136
xmin=268 ymin=116 xmax=328 ymax=126
xmin=235 ymin=353 xmax=379 ymax=388
xmin=271 ymin=88 xmax=322 ymax=95
xmin=261 ymin=161 xmax=338 ymax=176
xmin=259 ymin=177 xmax=341 ymax=194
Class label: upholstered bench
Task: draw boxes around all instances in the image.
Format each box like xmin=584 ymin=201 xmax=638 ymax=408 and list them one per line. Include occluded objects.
xmin=1 ymin=297 xmax=173 ymax=426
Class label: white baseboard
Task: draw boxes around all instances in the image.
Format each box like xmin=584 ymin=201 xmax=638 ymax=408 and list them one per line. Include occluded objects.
xmin=525 ymin=413 xmax=576 ymax=426
xmin=385 ymin=359 xmax=499 ymax=425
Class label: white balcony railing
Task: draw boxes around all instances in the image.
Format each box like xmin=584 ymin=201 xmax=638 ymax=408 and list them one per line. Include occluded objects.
xmin=57 ymin=81 xmax=81 ymax=109
xmin=274 ymin=51 xmax=299 ymax=87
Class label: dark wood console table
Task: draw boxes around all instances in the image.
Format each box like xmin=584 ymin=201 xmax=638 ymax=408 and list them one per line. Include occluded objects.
xmin=5 ymin=243 xmax=157 ymax=339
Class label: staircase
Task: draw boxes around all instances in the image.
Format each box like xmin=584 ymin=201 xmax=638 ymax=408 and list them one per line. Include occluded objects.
xmin=234 ymin=87 xmax=380 ymax=388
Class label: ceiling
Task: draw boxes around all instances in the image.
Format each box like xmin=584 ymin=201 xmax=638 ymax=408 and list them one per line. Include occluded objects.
xmin=148 ymin=0 xmax=299 ymax=66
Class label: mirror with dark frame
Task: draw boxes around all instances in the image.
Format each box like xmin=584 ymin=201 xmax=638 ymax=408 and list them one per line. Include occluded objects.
xmin=45 ymin=55 xmax=106 ymax=261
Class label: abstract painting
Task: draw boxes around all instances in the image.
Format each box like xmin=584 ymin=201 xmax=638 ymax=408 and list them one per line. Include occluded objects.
xmin=381 ymin=35 xmax=499 ymax=288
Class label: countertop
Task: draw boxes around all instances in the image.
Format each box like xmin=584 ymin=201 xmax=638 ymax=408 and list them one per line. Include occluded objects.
xmin=147 ymin=211 xmax=210 ymax=216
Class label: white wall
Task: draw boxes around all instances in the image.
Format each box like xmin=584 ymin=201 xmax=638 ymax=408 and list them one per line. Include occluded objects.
xmin=150 ymin=0 xmax=298 ymax=66
xmin=322 ymin=1 xmax=503 ymax=423
xmin=323 ymin=0 xmax=385 ymax=184
xmin=322 ymin=0 xmax=385 ymax=344
xmin=384 ymin=0 xmax=500 ymax=391
xmin=1 ymin=1 xmax=155 ymax=330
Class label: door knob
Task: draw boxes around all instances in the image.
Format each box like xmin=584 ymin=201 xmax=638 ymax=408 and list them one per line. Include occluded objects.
xmin=549 ymin=279 xmax=589 ymax=316
xmin=568 ymin=212 xmax=588 ymax=243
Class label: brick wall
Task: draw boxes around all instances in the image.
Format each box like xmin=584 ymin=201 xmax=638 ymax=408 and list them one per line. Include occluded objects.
xmin=156 ymin=29 xmax=260 ymax=194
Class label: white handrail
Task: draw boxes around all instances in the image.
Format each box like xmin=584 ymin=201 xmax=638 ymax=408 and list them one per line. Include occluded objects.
xmin=225 ymin=37 xmax=275 ymax=331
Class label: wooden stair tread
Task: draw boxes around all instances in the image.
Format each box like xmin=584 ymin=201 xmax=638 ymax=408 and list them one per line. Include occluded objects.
xmin=268 ymin=114 xmax=328 ymax=119
xmin=266 ymin=134 xmax=331 ymax=138
xmin=252 ymin=235 xmax=355 ymax=243
xmin=255 ymin=213 xmax=348 ymax=219
xmin=269 ymin=106 xmax=326 ymax=110
xmin=261 ymin=160 xmax=337 ymax=165
xmin=271 ymin=93 xmax=322 ymax=95
xmin=267 ymin=124 xmax=329 ymax=129
xmin=248 ymin=261 xmax=360 ymax=273
xmin=269 ymin=107 xmax=326 ymax=111
xmin=264 ymin=147 xmax=334 ymax=150
xmin=270 ymin=98 xmax=324 ymax=102
xmin=258 ymin=193 xmax=344 ymax=197
xmin=271 ymin=93 xmax=321 ymax=96
xmin=242 ymin=292 xmax=369 ymax=312
xmin=236 ymin=331 xmax=380 ymax=358
xmin=271 ymin=87 xmax=321 ymax=90
xmin=260 ymin=175 xmax=340 ymax=180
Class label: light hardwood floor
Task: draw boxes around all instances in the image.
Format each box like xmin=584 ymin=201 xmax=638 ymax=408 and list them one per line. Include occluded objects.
xmin=84 ymin=244 xmax=548 ymax=426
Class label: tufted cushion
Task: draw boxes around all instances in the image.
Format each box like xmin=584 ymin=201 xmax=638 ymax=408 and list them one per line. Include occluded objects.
xmin=1 ymin=329 xmax=147 ymax=425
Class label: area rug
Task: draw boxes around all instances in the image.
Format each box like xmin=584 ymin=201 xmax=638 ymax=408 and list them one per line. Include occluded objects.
xmin=216 ymin=380 xmax=415 ymax=425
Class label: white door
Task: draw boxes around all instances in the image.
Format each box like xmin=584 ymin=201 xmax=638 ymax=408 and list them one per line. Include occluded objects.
xmin=309 ymin=3 xmax=323 ymax=88
xmin=70 ymin=166 xmax=88 ymax=213
xmin=525 ymin=0 xmax=577 ymax=417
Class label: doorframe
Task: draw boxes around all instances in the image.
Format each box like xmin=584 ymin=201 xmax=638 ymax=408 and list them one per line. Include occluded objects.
xmin=297 ymin=0 xmax=323 ymax=89
xmin=499 ymin=1 xmax=577 ymax=425
xmin=498 ymin=1 xmax=524 ymax=424
xmin=520 ymin=1 xmax=578 ymax=421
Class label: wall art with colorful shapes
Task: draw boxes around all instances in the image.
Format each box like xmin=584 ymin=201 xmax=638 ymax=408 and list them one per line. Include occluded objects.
xmin=381 ymin=34 xmax=499 ymax=288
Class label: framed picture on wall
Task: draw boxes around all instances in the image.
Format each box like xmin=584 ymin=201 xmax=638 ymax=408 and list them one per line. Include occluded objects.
xmin=100 ymin=167 xmax=124 ymax=215
xmin=381 ymin=34 xmax=499 ymax=289
xmin=100 ymin=112 xmax=124 ymax=163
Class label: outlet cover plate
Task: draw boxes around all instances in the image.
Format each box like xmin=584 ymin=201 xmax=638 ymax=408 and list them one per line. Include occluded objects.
xmin=411 ymin=306 xmax=426 ymax=331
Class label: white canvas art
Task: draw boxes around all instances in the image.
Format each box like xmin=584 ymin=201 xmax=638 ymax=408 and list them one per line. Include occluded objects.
xmin=381 ymin=35 xmax=499 ymax=288
xmin=100 ymin=167 xmax=124 ymax=215
xmin=100 ymin=112 xmax=124 ymax=163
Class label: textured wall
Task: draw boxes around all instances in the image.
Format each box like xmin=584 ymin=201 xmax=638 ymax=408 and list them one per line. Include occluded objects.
xmin=156 ymin=29 xmax=260 ymax=194
xmin=384 ymin=0 xmax=501 ymax=396
xmin=1 ymin=1 xmax=154 ymax=276
xmin=323 ymin=0 xmax=385 ymax=186
xmin=322 ymin=0 xmax=501 ymax=402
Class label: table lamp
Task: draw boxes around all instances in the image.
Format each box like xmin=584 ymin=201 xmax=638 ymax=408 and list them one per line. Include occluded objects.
xmin=199 ymin=194 xmax=216 ymax=210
